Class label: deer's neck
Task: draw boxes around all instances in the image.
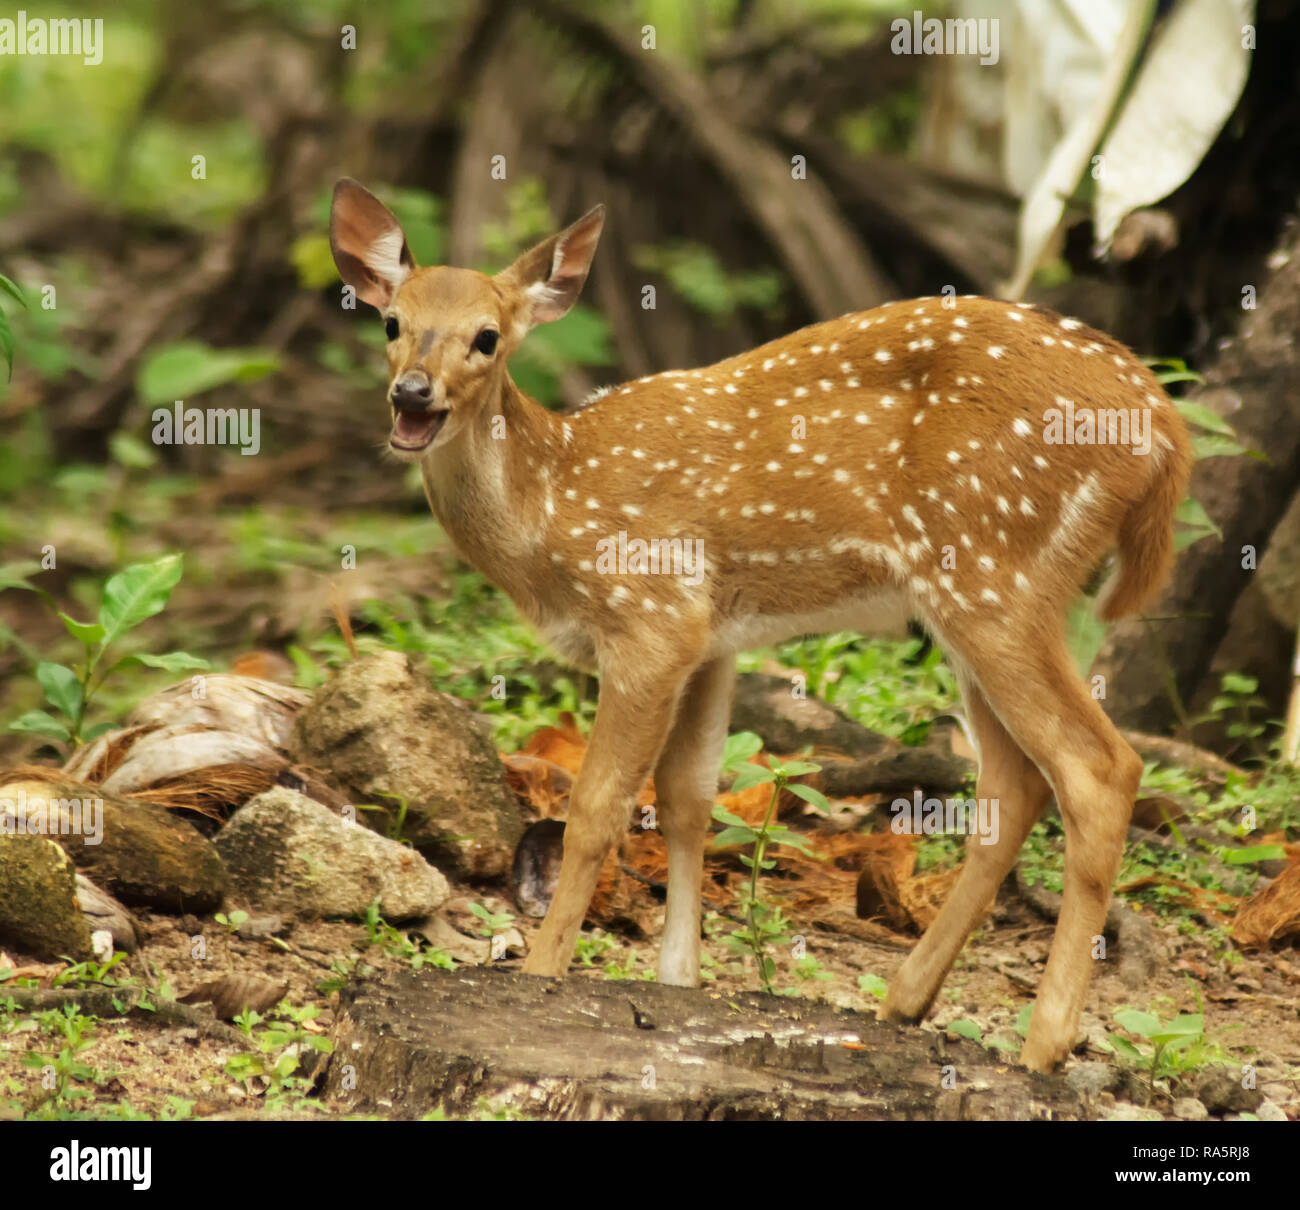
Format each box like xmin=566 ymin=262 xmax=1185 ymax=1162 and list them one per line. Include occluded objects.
xmin=419 ymin=377 xmax=558 ymax=619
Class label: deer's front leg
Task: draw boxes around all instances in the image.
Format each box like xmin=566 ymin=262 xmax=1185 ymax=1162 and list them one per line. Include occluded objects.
xmin=522 ymin=647 xmax=697 ymax=978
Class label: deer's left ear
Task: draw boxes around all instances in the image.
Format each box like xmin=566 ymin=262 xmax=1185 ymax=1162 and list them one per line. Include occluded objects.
xmin=499 ymin=204 xmax=605 ymax=328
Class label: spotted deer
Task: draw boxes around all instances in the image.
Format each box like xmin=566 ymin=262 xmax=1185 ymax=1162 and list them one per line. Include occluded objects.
xmin=329 ymin=179 xmax=1192 ymax=1072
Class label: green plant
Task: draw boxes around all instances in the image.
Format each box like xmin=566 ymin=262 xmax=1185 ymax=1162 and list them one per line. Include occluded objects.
xmin=136 ymin=340 xmax=279 ymax=407
xmin=214 ymin=910 xmax=249 ymax=936
xmin=711 ymin=732 xmax=830 ymax=994
xmin=4 ymin=553 xmax=209 ymax=750
xmin=50 ymin=952 xmax=130 ymax=990
xmin=1191 ymin=672 xmax=1271 ymax=756
xmin=858 ymin=973 xmax=888 ymax=1001
xmin=739 ymin=633 xmax=956 ymax=743
xmin=632 ymin=239 xmax=784 ymax=318
xmin=573 ymin=930 xmax=615 ymax=967
xmin=225 ymin=1001 xmax=333 ymax=1107
xmin=358 ymin=901 xmax=454 ymax=972
xmin=468 ymin=902 xmax=516 ymax=961
xmin=1102 ymin=999 xmax=1229 ymax=1097
xmin=20 ymin=1005 xmax=102 ymax=1118
xmin=357 ymin=791 xmax=414 ymax=844
xmin=0 ymin=270 xmax=25 ymax=378
xmin=782 ymin=955 xmax=833 ymax=995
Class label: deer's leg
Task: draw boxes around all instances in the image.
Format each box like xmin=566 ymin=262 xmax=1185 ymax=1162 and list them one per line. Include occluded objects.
xmin=651 ymin=657 xmax=735 ymax=987
xmin=882 ymin=678 xmax=1050 ymax=1024
xmin=522 ymin=645 xmax=698 ymax=978
xmin=944 ymin=629 xmax=1140 ymax=1072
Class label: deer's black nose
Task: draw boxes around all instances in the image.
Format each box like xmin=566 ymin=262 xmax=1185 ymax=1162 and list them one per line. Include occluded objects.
xmin=390 ymin=371 xmax=433 ymax=412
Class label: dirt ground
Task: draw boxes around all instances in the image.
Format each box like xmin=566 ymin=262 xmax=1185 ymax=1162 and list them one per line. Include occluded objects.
xmin=3 ymin=871 xmax=1297 ymax=1120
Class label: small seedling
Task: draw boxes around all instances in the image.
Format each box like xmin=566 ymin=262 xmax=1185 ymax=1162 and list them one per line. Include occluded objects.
xmin=712 ymin=731 xmax=830 ymax=994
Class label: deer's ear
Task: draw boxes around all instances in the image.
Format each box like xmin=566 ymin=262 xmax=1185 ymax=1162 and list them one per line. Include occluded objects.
xmin=500 ymin=204 xmax=605 ymax=328
xmin=329 ymin=178 xmax=414 ymax=309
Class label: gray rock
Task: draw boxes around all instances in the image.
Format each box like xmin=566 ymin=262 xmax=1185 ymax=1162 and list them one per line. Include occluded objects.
xmin=1066 ymin=1061 xmax=1120 ymax=1098
xmin=1105 ymin=1104 xmax=1165 ymax=1122
xmin=1195 ymin=1065 xmax=1263 ymax=1114
xmin=0 ymin=837 xmax=95 ymax=961
xmin=291 ymin=652 xmax=523 ymax=878
xmin=1171 ymin=1097 xmax=1209 ymax=1121
xmin=1256 ymin=1100 xmax=1288 ymax=1122
xmin=216 ymin=786 xmax=449 ymax=921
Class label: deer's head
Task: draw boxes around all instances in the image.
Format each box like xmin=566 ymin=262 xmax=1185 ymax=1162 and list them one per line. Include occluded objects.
xmin=329 ymin=178 xmax=605 ymax=462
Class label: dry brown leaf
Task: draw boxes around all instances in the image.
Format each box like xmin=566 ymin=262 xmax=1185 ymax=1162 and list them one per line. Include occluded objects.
xmin=178 ymin=973 xmax=290 ymax=1020
xmin=1233 ymin=863 xmax=1300 ymax=951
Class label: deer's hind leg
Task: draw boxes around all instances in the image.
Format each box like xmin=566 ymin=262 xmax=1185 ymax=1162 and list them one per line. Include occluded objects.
xmin=882 ymin=674 xmax=1050 ymax=1023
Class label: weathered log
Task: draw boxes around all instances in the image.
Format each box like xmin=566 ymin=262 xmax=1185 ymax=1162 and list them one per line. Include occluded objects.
xmin=321 ymin=967 xmax=1085 ymax=1120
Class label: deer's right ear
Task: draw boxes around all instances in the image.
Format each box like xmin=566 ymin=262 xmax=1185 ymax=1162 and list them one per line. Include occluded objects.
xmin=329 ymin=178 xmax=414 ymax=309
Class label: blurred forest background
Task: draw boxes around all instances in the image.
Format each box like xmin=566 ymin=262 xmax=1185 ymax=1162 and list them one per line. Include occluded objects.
xmin=2 ymin=0 xmax=1300 ymax=762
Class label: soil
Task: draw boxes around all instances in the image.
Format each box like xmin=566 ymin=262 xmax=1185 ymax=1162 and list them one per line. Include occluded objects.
xmin=2 ymin=874 xmax=1297 ymax=1120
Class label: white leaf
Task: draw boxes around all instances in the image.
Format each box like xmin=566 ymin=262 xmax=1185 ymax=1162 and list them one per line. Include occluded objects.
xmin=1093 ymin=0 xmax=1254 ymax=246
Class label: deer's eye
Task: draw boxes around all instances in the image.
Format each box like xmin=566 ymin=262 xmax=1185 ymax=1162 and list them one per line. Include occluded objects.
xmin=385 ymin=317 xmax=399 ymax=341
xmin=473 ymin=329 xmax=499 ymax=356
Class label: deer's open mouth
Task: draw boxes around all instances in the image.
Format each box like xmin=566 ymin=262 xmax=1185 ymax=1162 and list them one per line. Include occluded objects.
xmin=390 ymin=408 xmax=448 ymax=454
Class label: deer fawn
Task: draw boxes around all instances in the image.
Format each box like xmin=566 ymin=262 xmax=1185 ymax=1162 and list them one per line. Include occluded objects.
xmin=330 ymin=179 xmax=1191 ymax=1073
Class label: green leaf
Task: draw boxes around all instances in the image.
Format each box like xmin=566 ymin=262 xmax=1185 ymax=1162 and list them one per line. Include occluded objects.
xmin=115 ymin=651 xmax=211 ymax=674
xmin=1221 ymin=844 xmax=1286 ymax=866
xmin=8 ymin=710 xmax=71 ymax=742
xmin=1148 ymin=1015 xmax=1203 ymax=1045
xmin=1175 ymin=496 xmax=1221 ymax=541
xmin=1175 ymin=399 xmax=1235 ymax=437
xmin=289 ymin=233 xmax=339 ymax=290
xmin=108 ymin=430 xmax=159 ymax=470
xmin=721 ymin=731 xmax=763 ymax=771
xmin=1191 ymin=434 xmax=1247 ymax=461
xmin=769 ymin=832 xmax=816 ymax=857
xmin=36 ymin=662 xmax=82 ymax=719
xmin=710 ymin=804 xmax=752 ymax=829
xmin=786 ymin=782 xmax=832 ymax=814
xmin=0 ymin=561 xmax=54 ymax=606
xmin=98 ymin=554 xmax=184 ymax=647
xmin=1014 ymin=1004 xmax=1033 ymax=1037
xmin=857 ymin=973 xmax=888 ymax=1000
xmin=730 ymin=763 xmax=776 ymax=791
xmin=712 ymin=826 xmax=759 ymax=848
xmin=137 ymin=341 xmax=280 ymax=406
xmin=1065 ymin=593 xmax=1108 ymax=677
xmin=1105 ymin=1033 xmax=1144 ymax=1062
xmin=0 ymin=275 xmax=23 ymax=382
xmin=946 ymin=1019 xmax=982 ymax=1041
xmin=0 ymin=273 xmax=26 ymax=309
xmin=779 ymin=760 xmax=822 ymax=776
xmin=0 ymin=310 xmax=13 ymax=381
xmin=1220 ymin=671 xmax=1257 ymax=695
xmin=58 ymin=613 xmax=105 ymax=647
xmin=1114 ymin=1009 xmax=1161 ymax=1038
